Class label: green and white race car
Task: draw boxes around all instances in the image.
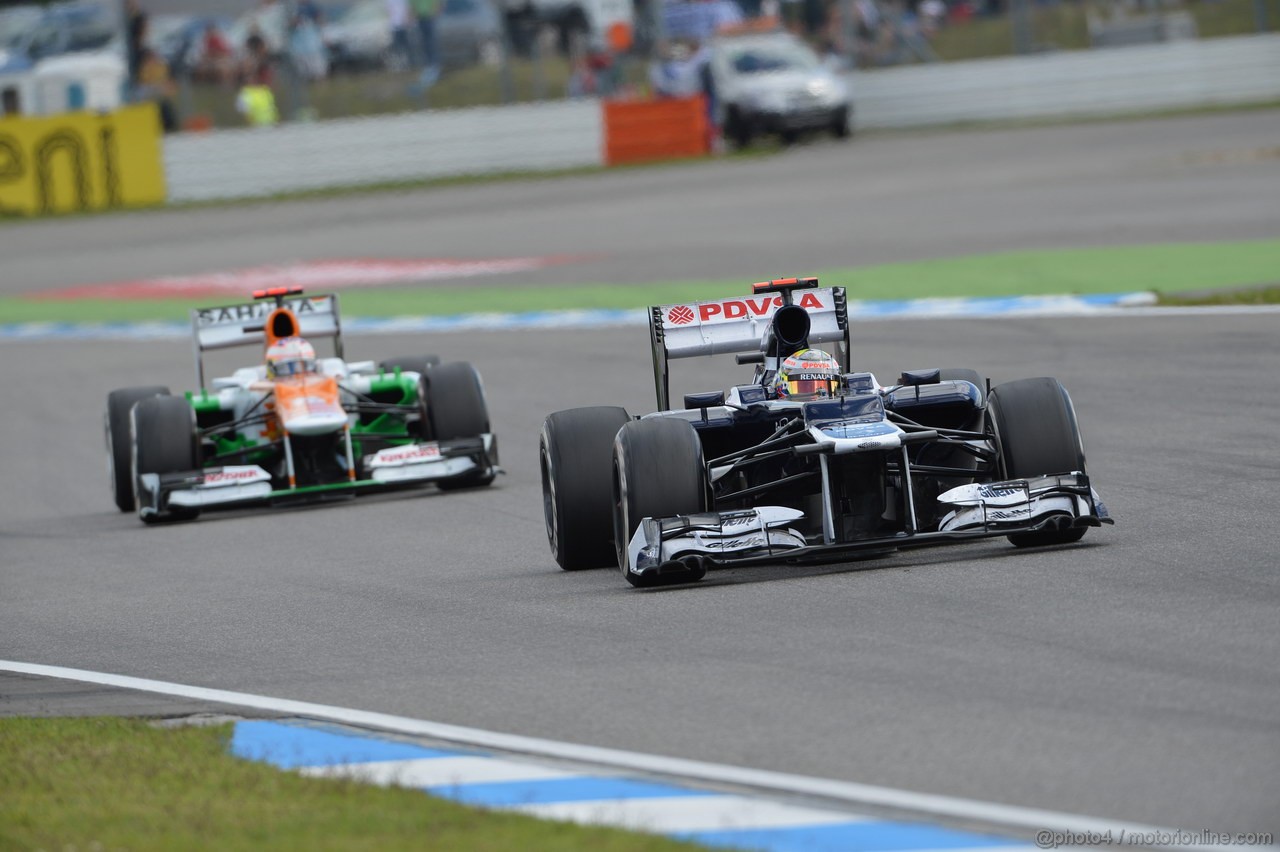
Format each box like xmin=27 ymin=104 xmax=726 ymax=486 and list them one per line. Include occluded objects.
xmin=104 ymin=287 xmax=498 ymax=524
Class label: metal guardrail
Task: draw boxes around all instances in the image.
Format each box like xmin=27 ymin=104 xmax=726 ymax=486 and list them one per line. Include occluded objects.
xmin=164 ymin=99 xmax=602 ymax=202
xmin=164 ymin=34 xmax=1280 ymax=203
xmin=846 ymin=34 xmax=1280 ymax=128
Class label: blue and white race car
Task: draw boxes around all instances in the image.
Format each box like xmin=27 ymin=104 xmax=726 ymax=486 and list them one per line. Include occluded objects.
xmin=540 ymin=277 xmax=1111 ymax=587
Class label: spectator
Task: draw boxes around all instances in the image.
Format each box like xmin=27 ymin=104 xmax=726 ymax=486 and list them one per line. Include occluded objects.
xmin=386 ymin=0 xmax=416 ymax=69
xmin=919 ymin=0 xmax=945 ymax=34
xmin=126 ymin=0 xmax=147 ymax=88
xmin=241 ymin=32 xmax=275 ymax=86
xmin=649 ymin=40 xmax=705 ymax=98
xmin=410 ymin=0 xmax=441 ymax=76
xmin=236 ymin=32 xmax=279 ymax=126
xmin=136 ymin=47 xmax=178 ymax=132
xmin=195 ymin=22 xmax=235 ymax=85
xmin=1 ymin=87 xmax=21 ymax=117
xmin=288 ymin=0 xmax=329 ymax=80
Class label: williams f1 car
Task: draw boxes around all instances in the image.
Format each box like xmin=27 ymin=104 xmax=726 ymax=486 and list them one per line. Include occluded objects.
xmin=105 ymin=287 xmax=498 ymax=523
xmin=540 ymin=277 xmax=1112 ymax=587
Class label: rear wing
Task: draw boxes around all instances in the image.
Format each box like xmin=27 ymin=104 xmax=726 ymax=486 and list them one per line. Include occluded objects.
xmin=190 ymin=291 xmax=344 ymax=389
xmin=647 ymin=280 xmax=850 ymax=410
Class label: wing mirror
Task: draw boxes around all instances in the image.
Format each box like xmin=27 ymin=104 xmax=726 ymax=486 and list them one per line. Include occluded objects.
xmin=898 ymin=368 xmax=941 ymax=386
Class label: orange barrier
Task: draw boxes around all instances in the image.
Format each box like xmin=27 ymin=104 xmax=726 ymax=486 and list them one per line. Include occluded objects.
xmin=602 ymin=96 xmax=710 ymax=167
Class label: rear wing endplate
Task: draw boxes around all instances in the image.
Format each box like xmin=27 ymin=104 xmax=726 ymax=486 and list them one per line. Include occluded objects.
xmin=647 ymin=285 xmax=850 ymax=410
xmin=190 ymin=293 xmax=344 ymax=389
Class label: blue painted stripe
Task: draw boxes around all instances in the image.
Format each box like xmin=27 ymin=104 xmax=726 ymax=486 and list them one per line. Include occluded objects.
xmin=230 ymin=720 xmax=466 ymax=769
xmin=430 ymin=776 xmax=717 ymax=807
xmin=0 ymin=293 xmax=1159 ymax=342
xmin=681 ymin=821 xmax=1025 ymax=852
xmin=227 ymin=720 xmax=1035 ymax=851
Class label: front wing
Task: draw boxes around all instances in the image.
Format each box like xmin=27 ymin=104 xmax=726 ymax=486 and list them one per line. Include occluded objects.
xmin=626 ymin=473 xmax=1112 ymax=583
xmin=136 ymin=435 xmax=497 ymax=519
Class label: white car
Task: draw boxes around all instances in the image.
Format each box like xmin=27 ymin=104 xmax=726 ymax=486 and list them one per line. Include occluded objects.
xmin=709 ymin=30 xmax=852 ymax=147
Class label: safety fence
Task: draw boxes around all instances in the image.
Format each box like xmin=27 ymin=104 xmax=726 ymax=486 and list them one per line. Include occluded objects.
xmin=849 ymin=33 xmax=1280 ymax=128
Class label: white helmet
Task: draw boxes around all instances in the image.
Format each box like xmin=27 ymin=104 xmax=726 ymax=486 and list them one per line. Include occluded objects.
xmin=265 ymin=336 xmax=317 ymax=378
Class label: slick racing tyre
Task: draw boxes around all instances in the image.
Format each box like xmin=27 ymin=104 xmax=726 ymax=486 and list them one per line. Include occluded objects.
xmin=540 ymin=406 xmax=630 ymax=571
xmin=988 ymin=376 xmax=1088 ymax=548
xmin=613 ymin=417 xmax=709 ymax=587
xmin=131 ymin=394 xmax=201 ymax=524
xmin=424 ymin=361 xmax=495 ymax=490
xmin=105 ymin=385 xmax=169 ymax=512
xmin=831 ymin=106 xmax=852 ymax=140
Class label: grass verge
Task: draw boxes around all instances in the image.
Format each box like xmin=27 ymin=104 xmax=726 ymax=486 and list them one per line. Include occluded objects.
xmin=3 ymin=239 xmax=1278 ymax=325
xmin=0 ymin=717 xmax=705 ymax=852
xmin=1157 ymin=284 xmax=1280 ymax=306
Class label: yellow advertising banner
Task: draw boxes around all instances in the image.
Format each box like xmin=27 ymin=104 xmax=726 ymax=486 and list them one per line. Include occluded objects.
xmin=0 ymin=104 xmax=166 ymax=216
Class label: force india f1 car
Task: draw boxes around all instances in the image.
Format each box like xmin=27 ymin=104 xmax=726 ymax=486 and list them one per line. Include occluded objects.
xmin=104 ymin=287 xmax=498 ymax=524
xmin=540 ymin=277 xmax=1112 ymax=587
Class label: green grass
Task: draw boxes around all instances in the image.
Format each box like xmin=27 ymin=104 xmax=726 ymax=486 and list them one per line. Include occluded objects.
xmin=1157 ymin=284 xmax=1280 ymax=305
xmin=928 ymin=0 xmax=1279 ymax=62
xmin=3 ymin=239 xmax=1277 ymax=325
xmin=0 ymin=717 xmax=706 ymax=852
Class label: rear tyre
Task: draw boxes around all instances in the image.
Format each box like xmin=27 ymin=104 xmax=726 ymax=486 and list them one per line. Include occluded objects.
xmin=131 ymin=395 xmax=201 ymax=524
xmin=105 ymin=386 xmax=169 ymax=512
xmin=424 ymin=361 xmax=495 ymax=489
xmin=988 ymin=377 xmax=1088 ymax=548
xmin=540 ymin=406 xmax=631 ymax=571
xmin=613 ymin=417 xmax=709 ymax=587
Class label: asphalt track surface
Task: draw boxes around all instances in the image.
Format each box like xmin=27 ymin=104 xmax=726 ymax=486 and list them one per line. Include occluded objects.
xmin=2 ymin=111 xmax=1278 ymax=835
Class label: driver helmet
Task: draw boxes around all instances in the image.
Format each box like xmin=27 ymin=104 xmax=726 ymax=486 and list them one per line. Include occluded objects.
xmin=265 ymin=336 xmax=317 ymax=379
xmin=773 ymin=349 xmax=842 ymax=400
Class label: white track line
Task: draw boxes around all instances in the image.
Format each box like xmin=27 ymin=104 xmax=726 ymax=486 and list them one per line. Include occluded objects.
xmin=299 ymin=755 xmax=573 ymax=787
xmin=0 ymin=659 xmax=1259 ymax=851
xmin=510 ymin=795 xmax=867 ymax=832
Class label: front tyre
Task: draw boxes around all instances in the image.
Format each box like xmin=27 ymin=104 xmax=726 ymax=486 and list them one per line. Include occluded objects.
xmin=613 ymin=417 xmax=709 ymax=587
xmin=988 ymin=376 xmax=1088 ymax=548
xmin=540 ymin=406 xmax=631 ymax=571
xmin=725 ymin=106 xmax=753 ymax=149
xmin=106 ymin=385 xmax=169 ymax=512
xmin=424 ymin=361 xmax=495 ymax=489
xmin=830 ymin=105 xmax=852 ymax=139
xmin=131 ymin=395 xmax=201 ymax=524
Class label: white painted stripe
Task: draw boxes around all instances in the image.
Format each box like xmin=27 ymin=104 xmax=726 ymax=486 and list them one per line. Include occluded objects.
xmin=299 ymin=755 xmax=572 ymax=787
xmin=0 ymin=659 xmax=1265 ymax=852
xmin=510 ymin=795 xmax=866 ymax=832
